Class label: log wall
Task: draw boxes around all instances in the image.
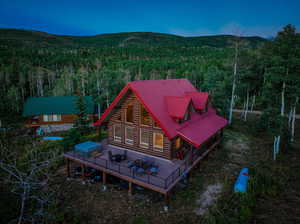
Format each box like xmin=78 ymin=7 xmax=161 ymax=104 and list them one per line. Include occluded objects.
xmin=107 ymin=90 xmax=172 ymax=160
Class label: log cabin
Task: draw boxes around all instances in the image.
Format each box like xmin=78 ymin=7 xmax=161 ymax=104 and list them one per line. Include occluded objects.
xmin=94 ymin=79 xmax=227 ymax=161
xmin=23 ymin=96 xmax=96 ymax=132
xmin=64 ymin=79 xmax=227 ymax=207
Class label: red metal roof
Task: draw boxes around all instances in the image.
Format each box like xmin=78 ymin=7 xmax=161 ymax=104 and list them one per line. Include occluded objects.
xmin=177 ymin=109 xmax=228 ymax=147
xmin=185 ymin=92 xmax=209 ymax=110
xmin=165 ymin=96 xmax=192 ymax=119
xmin=94 ymin=79 xmax=227 ymax=144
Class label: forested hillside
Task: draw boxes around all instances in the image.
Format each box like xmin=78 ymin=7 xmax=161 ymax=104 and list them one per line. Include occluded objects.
xmin=0 ymin=25 xmax=299 ymax=136
xmin=0 ymin=28 xmax=266 ymax=48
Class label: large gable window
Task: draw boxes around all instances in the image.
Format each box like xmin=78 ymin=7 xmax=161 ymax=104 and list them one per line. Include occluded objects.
xmin=141 ymin=104 xmax=151 ymax=126
xmin=140 ymin=128 xmax=149 ymax=148
xmin=153 ymin=133 xmax=164 ymax=151
xmin=125 ymin=126 xmax=134 ymax=145
xmin=126 ymin=104 xmax=134 ymax=123
xmin=114 ymin=124 xmax=122 ymax=142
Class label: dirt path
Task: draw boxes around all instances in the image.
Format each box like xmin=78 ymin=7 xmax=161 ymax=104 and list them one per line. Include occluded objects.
xmin=194 ymin=130 xmax=251 ymax=216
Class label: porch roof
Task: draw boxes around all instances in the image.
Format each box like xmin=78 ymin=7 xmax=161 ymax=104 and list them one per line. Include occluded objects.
xmin=177 ymin=111 xmax=227 ymax=147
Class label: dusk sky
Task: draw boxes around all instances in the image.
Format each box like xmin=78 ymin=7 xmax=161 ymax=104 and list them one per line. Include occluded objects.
xmin=1 ymin=0 xmax=299 ymax=38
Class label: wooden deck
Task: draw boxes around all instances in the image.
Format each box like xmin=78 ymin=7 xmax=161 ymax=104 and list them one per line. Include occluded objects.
xmin=64 ymin=139 xmax=221 ymax=195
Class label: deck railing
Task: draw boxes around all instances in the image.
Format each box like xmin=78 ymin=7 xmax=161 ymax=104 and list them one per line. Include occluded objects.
xmin=65 ymin=140 xmax=220 ymax=189
xmin=65 ymin=151 xmax=167 ymax=189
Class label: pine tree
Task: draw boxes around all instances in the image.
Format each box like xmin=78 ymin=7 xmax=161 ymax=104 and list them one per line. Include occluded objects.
xmin=74 ymin=90 xmax=89 ymax=134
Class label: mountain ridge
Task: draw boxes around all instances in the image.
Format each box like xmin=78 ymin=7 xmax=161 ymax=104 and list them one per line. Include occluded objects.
xmin=0 ymin=28 xmax=267 ymax=48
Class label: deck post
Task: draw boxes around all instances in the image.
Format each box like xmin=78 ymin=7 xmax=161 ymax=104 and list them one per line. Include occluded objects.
xmin=81 ymin=165 xmax=85 ymax=183
xmin=128 ymin=181 xmax=133 ymax=196
xmin=164 ymin=193 xmax=170 ymax=212
xmin=66 ymin=159 xmax=70 ymax=177
xmin=102 ymin=172 xmax=107 ymax=191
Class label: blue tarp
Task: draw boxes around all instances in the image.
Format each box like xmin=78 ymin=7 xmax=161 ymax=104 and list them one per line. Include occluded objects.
xmin=43 ymin=136 xmax=64 ymax=140
xmin=234 ymin=168 xmax=249 ymax=193
xmin=74 ymin=141 xmax=101 ymax=154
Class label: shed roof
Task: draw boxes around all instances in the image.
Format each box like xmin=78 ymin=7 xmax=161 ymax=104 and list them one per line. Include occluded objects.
xmin=23 ymin=96 xmax=95 ymax=116
xmin=177 ymin=110 xmax=227 ymax=147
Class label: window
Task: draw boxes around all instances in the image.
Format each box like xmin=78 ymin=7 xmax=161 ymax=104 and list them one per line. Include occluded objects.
xmin=126 ymin=104 xmax=134 ymax=123
xmin=114 ymin=124 xmax=122 ymax=142
xmin=141 ymin=105 xmax=151 ymax=126
xmin=153 ymin=133 xmax=164 ymax=151
xmin=175 ymin=137 xmax=181 ymax=149
xmin=43 ymin=114 xmax=61 ymax=122
xmin=43 ymin=115 xmax=49 ymax=122
xmin=53 ymin=114 xmax=62 ymax=121
xmin=140 ymin=128 xmax=149 ymax=148
xmin=125 ymin=126 xmax=134 ymax=145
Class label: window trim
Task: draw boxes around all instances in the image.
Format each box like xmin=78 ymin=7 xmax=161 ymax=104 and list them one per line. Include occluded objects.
xmin=113 ymin=124 xmax=122 ymax=142
xmin=139 ymin=128 xmax=149 ymax=148
xmin=125 ymin=126 xmax=134 ymax=145
xmin=153 ymin=132 xmax=164 ymax=152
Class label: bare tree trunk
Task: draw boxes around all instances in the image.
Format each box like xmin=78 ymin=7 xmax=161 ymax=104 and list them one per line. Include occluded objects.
xmin=240 ymin=101 xmax=246 ymax=119
xmin=106 ymin=89 xmax=109 ymax=108
xmin=96 ymin=78 xmax=101 ymax=118
xmin=18 ymin=188 xmax=27 ymax=224
xmin=244 ymin=89 xmax=249 ymax=121
xmin=228 ymin=42 xmax=238 ymax=124
xmin=250 ymin=94 xmax=256 ymax=112
xmin=81 ymin=76 xmax=85 ymax=96
xmin=291 ymin=97 xmax=298 ymax=142
xmin=281 ymin=82 xmax=286 ymax=116
xmin=288 ymin=106 xmax=293 ymax=129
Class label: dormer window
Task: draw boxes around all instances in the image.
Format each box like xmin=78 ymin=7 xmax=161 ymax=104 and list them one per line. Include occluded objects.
xmin=126 ymin=104 xmax=134 ymax=123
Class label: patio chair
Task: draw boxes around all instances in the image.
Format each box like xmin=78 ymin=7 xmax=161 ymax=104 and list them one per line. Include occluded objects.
xmin=136 ymin=167 xmax=145 ymax=175
xmin=143 ymin=156 xmax=155 ymax=168
xmin=108 ymin=151 xmax=116 ymax=162
xmin=121 ymin=150 xmax=127 ymax=161
xmin=127 ymin=160 xmax=135 ymax=168
xmin=149 ymin=166 xmax=159 ymax=176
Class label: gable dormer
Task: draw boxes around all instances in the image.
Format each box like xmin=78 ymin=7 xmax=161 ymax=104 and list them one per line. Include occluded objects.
xmin=185 ymin=92 xmax=209 ymax=113
xmin=165 ymin=96 xmax=193 ymax=123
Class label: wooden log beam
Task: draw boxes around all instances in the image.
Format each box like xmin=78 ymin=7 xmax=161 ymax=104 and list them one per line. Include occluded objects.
xmin=128 ymin=181 xmax=133 ymax=196
xmin=164 ymin=193 xmax=170 ymax=211
xmin=103 ymin=172 xmax=107 ymax=185
xmin=81 ymin=165 xmax=85 ymax=180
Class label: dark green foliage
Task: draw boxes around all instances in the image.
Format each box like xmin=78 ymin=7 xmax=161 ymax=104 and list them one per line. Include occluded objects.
xmin=62 ymin=128 xmax=81 ymax=150
xmin=74 ymin=93 xmax=89 ymax=135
